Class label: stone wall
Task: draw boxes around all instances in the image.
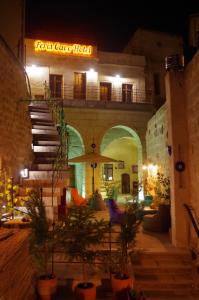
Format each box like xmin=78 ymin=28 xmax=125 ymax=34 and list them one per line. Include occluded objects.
xmin=0 ymin=229 xmax=36 ymax=300
xmin=146 ymin=103 xmax=169 ymax=175
xmin=0 ymin=35 xmax=32 ymax=179
xmin=185 ymin=49 xmax=199 ymax=251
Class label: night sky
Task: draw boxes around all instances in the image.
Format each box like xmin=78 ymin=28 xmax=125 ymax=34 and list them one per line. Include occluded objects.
xmin=26 ymin=0 xmax=199 ymax=52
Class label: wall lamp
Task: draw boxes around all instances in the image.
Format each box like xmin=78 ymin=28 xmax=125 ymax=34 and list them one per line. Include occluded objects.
xmin=20 ymin=168 xmax=29 ymax=179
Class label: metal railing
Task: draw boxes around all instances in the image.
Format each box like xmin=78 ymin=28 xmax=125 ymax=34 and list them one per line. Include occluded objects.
xmin=34 ymin=82 xmax=154 ymax=104
xmin=46 ymin=99 xmax=68 ymax=207
xmin=184 ymin=203 xmax=199 ymax=238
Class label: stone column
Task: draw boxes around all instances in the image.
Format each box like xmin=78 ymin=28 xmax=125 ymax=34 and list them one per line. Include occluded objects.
xmin=165 ymin=71 xmax=190 ymax=247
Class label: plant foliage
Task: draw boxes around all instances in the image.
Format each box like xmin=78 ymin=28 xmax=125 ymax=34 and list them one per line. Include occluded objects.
xmin=25 ymin=188 xmax=54 ymax=276
xmin=56 ymin=206 xmax=107 ymax=284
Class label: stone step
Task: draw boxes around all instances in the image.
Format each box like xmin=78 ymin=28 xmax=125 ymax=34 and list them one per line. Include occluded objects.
xmin=134 ymin=273 xmax=195 ymax=284
xmin=29 ymin=102 xmax=48 ymax=108
xmin=132 ymin=258 xmax=192 ymax=268
xmin=31 ymin=164 xmax=55 ymax=171
xmin=32 ymin=125 xmax=57 ymax=131
xmin=31 ymin=164 xmax=69 ymax=171
xmin=137 ymin=250 xmax=192 ymax=259
xmin=33 ymin=153 xmax=57 ymax=159
xmin=142 ymin=288 xmax=199 ymax=300
xmin=34 ymin=157 xmax=56 ymax=164
xmin=33 ymin=145 xmax=59 ymax=153
xmin=133 ymin=265 xmax=193 ymax=274
xmin=19 ymin=187 xmax=62 ymax=197
xmin=21 ymin=178 xmax=66 ymax=188
xmin=29 ymin=106 xmax=49 ymax=113
xmin=32 ymin=134 xmax=60 ymax=141
xmin=135 ymin=283 xmax=196 ymax=292
xmin=42 ymin=196 xmax=59 ymax=206
xmin=33 ymin=140 xmax=61 ymax=146
xmin=32 ymin=128 xmax=59 ymax=136
xmin=28 ymin=170 xmax=69 ymax=180
xmin=45 ymin=206 xmax=58 ymax=221
xmin=30 ymin=113 xmax=52 ymax=121
xmin=30 ymin=111 xmax=52 ymax=117
xmin=43 ymin=187 xmax=63 ymax=196
xmin=31 ymin=119 xmax=54 ymax=126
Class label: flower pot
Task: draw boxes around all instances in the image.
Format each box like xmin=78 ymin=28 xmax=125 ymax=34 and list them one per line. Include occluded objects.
xmin=144 ymin=195 xmax=153 ymax=206
xmin=74 ymin=282 xmax=96 ymax=300
xmin=111 ymin=273 xmax=133 ymax=293
xmin=37 ymin=274 xmax=57 ymax=300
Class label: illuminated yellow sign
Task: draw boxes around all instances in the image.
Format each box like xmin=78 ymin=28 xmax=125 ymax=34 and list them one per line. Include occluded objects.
xmin=34 ymin=40 xmax=93 ymax=57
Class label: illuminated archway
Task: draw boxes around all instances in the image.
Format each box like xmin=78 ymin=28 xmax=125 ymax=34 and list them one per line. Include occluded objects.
xmin=100 ymin=125 xmax=143 ymax=201
xmin=67 ymin=125 xmax=85 ymax=196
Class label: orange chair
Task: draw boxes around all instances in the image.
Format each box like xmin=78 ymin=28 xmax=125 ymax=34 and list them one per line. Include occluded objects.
xmin=70 ymin=188 xmax=87 ymax=206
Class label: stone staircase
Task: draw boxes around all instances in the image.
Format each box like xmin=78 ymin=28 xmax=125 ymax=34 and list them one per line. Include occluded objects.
xmin=100 ymin=180 xmax=107 ymax=199
xmin=131 ymin=250 xmax=199 ymax=299
xmin=21 ymin=101 xmax=68 ymax=220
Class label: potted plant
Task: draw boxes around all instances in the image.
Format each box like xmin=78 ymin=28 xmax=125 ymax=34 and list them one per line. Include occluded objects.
xmin=110 ymin=203 xmax=140 ymax=295
xmin=25 ymin=188 xmax=57 ymax=300
xmin=155 ymin=173 xmax=170 ymax=204
xmin=58 ymin=206 xmax=107 ymax=300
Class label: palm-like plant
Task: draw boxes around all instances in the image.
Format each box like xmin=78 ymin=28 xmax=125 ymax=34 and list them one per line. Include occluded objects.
xmin=109 ymin=202 xmax=141 ymax=294
xmin=116 ymin=203 xmax=139 ymax=277
xmin=58 ymin=206 xmax=107 ymax=286
xmin=25 ymin=188 xmax=53 ymax=277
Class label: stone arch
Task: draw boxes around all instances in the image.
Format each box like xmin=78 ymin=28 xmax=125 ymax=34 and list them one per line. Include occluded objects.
xmin=100 ymin=125 xmax=143 ymax=200
xmin=67 ymin=125 xmax=85 ymax=196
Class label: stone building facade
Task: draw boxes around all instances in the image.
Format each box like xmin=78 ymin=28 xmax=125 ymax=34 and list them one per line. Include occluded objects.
xmin=25 ymin=38 xmax=154 ymax=197
xmin=0 ymin=35 xmax=32 ymax=178
xmin=124 ymin=29 xmax=183 ymax=109
xmin=184 ymin=49 xmax=199 ymax=253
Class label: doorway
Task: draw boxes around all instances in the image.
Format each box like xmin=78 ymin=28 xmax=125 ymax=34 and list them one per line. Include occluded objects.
xmin=74 ymin=72 xmax=86 ymax=99
xmin=49 ymin=74 xmax=63 ymax=98
xmin=122 ymin=84 xmax=133 ymax=103
xmin=121 ymin=173 xmax=130 ymax=194
xmin=100 ymin=82 xmax=112 ymax=101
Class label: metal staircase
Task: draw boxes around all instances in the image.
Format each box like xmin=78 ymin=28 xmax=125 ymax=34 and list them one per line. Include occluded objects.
xmin=21 ymin=100 xmax=69 ymax=221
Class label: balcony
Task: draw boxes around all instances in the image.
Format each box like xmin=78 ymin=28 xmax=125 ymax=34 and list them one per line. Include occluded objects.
xmin=35 ymin=84 xmax=154 ymax=111
xmin=62 ymin=98 xmax=153 ymax=111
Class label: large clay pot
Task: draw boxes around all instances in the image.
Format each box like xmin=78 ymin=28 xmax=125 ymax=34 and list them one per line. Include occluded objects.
xmin=74 ymin=282 xmax=96 ymax=300
xmin=37 ymin=274 xmax=57 ymax=300
xmin=49 ymin=275 xmax=57 ymax=295
xmin=111 ymin=273 xmax=133 ymax=293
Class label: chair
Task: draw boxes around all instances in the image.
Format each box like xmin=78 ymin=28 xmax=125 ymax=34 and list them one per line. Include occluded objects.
xmin=107 ymin=198 xmax=126 ymax=225
xmin=70 ymin=187 xmax=87 ymax=206
xmin=143 ymin=203 xmax=171 ymax=232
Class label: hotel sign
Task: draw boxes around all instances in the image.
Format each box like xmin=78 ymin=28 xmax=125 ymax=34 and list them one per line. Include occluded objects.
xmin=34 ymin=40 xmax=93 ymax=57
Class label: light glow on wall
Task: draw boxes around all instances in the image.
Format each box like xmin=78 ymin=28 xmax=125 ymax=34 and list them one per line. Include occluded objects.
xmin=20 ymin=168 xmax=29 ymax=178
xmin=34 ymin=40 xmax=93 ymax=57
xmin=113 ymin=74 xmax=122 ymax=86
xmin=142 ymin=163 xmax=158 ymax=176
xmin=87 ymin=68 xmax=98 ymax=80
xmin=26 ymin=65 xmax=43 ymax=77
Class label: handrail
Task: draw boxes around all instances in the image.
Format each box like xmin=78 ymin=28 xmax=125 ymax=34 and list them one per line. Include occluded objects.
xmin=47 ymin=99 xmax=68 ymax=207
xmin=184 ymin=203 xmax=199 ymax=238
xmin=33 ymin=81 xmax=153 ymax=104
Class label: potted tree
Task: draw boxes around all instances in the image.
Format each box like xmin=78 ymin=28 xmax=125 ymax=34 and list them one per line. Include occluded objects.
xmin=58 ymin=206 xmax=107 ymax=300
xmin=25 ymin=188 xmax=57 ymax=300
xmin=110 ymin=203 xmax=140 ymax=295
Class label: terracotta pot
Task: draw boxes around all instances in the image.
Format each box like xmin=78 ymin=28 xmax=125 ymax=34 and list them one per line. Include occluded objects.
xmin=49 ymin=275 xmax=57 ymax=294
xmin=37 ymin=274 xmax=57 ymax=300
xmin=74 ymin=282 xmax=96 ymax=300
xmin=111 ymin=273 xmax=133 ymax=293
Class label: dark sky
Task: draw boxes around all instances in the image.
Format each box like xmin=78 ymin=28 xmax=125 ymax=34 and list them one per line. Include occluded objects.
xmin=26 ymin=0 xmax=199 ymax=52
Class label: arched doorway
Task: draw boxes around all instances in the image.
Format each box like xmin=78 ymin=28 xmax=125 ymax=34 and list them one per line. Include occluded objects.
xmin=121 ymin=173 xmax=130 ymax=194
xmin=100 ymin=125 xmax=143 ymax=201
xmin=67 ymin=126 xmax=85 ymax=196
